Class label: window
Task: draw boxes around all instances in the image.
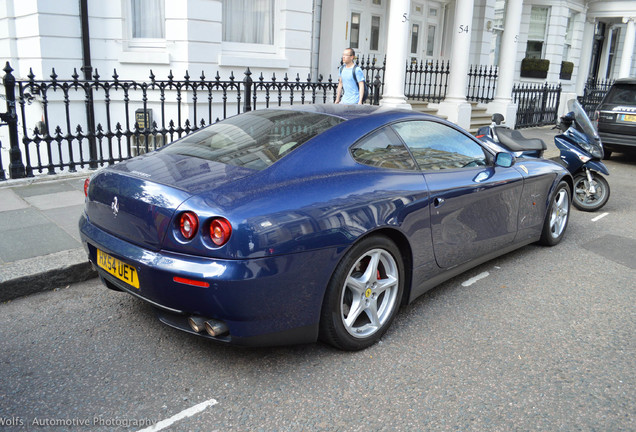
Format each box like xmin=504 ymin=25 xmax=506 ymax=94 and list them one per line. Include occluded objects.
xmin=351 ymin=128 xmax=417 ymax=170
xmin=604 ymin=84 xmax=636 ymax=105
xmin=606 ymin=27 xmax=620 ymax=79
xmin=426 ymin=25 xmax=436 ymax=57
xmin=411 ymin=24 xmax=420 ymax=54
xmin=370 ymin=16 xmax=381 ymax=51
xmin=526 ymin=6 xmax=549 ymax=59
xmin=350 ymin=13 xmax=360 ymax=49
xmin=392 ymin=121 xmax=486 ymax=171
xmin=223 ymin=0 xmax=275 ymax=45
xmin=129 ymin=0 xmax=165 ymax=40
xmin=563 ymin=11 xmax=577 ymax=60
xmin=491 ymin=0 xmax=505 ymax=65
xmin=162 ymin=110 xmax=344 ymax=171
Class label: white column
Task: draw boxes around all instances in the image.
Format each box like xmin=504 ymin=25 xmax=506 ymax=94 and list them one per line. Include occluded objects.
xmin=618 ymin=17 xmax=636 ymax=78
xmin=380 ymin=0 xmax=412 ymax=109
xmin=575 ymin=18 xmax=596 ymax=96
xmin=488 ymin=0 xmax=523 ymax=127
xmin=444 ymin=0 xmax=473 ymax=100
xmin=317 ymin=0 xmax=349 ymax=81
xmin=435 ymin=0 xmax=474 ymax=129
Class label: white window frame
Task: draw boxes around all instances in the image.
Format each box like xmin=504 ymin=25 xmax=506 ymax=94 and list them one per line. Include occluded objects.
xmin=219 ymin=0 xmax=288 ymax=69
xmin=120 ymin=0 xmax=168 ymax=64
xmin=369 ymin=15 xmax=382 ymax=52
xmin=526 ymin=6 xmax=550 ymax=59
xmin=562 ymin=11 xmax=577 ymax=61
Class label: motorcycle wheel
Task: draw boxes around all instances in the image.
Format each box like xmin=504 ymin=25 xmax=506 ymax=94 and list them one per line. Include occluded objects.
xmin=572 ymin=173 xmax=610 ymax=211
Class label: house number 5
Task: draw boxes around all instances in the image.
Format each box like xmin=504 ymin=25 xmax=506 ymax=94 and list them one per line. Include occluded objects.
xmin=459 ymin=24 xmax=469 ymax=33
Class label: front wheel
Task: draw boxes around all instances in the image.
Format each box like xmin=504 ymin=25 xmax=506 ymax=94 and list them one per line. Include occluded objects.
xmin=539 ymin=181 xmax=570 ymax=246
xmin=572 ymin=172 xmax=610 ymax=211
xmin=319 ymin=235 xmax=404 ymax=351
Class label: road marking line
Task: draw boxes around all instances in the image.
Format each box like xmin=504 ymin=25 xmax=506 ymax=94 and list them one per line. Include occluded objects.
xmin=137 ymin=398 xmax=218 ymax=432
xmin=591 ymin=212 xmax=609 ymax=222
xmin=462 ymin=271 xmax=489 ymax=287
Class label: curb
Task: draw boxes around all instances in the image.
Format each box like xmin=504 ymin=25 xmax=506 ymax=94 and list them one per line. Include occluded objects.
xmin=0 ymin=249 xmax=97 ymax=303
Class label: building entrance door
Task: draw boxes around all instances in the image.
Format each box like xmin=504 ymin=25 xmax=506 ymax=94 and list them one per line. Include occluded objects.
xmin=408 ymin=1 xmax=443 ymax=65
xmin=347 ymin=0 xmax=387 ymax=61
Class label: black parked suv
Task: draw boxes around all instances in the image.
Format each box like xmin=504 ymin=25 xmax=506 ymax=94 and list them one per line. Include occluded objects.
xmin=595 ymin=77 xmax=636 ymax=158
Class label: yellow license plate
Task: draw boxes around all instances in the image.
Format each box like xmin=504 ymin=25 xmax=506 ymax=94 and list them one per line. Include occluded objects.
xmin=97 ymin=249 xmax=140 ymax=289
xmin=621 ymin=114 xmax=636 ymax=122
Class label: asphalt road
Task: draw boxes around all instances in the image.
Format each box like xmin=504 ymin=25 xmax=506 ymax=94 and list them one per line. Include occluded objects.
xmin=1 ymin=154 xmax=635 ymax=432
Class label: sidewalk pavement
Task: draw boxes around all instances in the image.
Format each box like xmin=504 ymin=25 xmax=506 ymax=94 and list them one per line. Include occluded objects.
xmin=0 ymin=172 xmax=96 ymax=302
xmin=0 ymin=126 xmax=561 ymax=303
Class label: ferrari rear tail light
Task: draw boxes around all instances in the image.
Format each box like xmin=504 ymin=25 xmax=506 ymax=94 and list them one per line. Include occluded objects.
xmin=210 ymin=217 xmax=232 ymax=246
xmin=84 ymin=178 xmax=90 ymax=197
xmin=179 ymin=212 xmax=199 ymax=240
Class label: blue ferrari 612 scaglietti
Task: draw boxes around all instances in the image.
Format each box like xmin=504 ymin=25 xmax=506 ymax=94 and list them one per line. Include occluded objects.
xmin=79 ymin=105 xmax=572 ymax=350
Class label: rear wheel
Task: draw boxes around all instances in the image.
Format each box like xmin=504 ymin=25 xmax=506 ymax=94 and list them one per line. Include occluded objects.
xmin=539 ymin=181 xmax=570 ymax=246
xmin=319 ymin=235 xmax=404 ymax=351
xmin=572 ymin=173 xmax=610 ymax=211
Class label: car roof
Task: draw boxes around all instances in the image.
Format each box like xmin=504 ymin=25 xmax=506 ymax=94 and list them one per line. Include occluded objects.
xmin=612 ymin=77 xmax=636 ymax=86
xmin=259 ymin=104 xmax=418 ymax=121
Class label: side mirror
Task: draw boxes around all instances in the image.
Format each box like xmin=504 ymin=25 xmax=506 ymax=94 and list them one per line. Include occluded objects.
xmin=492 ymin=113 xmax=505 ymax=125
xmin=495 ymin=152 xmax=515 ymax=168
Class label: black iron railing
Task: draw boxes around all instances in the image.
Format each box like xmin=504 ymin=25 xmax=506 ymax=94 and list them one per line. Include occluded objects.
xmin=512 ymin=82 xmax=562 ymax=128
xmin=467 ymin=65 xmax=498 ymax=103
xmin=1 ymin=63 xmax=376 ymax=179
xmin=404 ymin=60 xmax=450 ymax=103
xmin=578 ymin=78 xmax=614 ymax=117
xmin=0 ymin=57 xmax=526 ymax=179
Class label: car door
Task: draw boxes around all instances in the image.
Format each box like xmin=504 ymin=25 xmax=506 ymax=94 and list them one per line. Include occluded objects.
xmin=392 ymin=120 xmax=524 ymax=269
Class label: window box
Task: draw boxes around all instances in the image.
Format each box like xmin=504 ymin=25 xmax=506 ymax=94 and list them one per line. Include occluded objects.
xmin=520 ymin=58 xmax=549 ymax=79
xmin=560 ymin=61 xmax=574 ymax=80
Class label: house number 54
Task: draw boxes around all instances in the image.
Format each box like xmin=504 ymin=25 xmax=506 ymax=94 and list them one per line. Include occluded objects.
xmin=458 ymin=24 xmax=469 ymax=33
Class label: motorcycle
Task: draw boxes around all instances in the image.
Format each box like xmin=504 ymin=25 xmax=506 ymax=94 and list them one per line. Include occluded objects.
xmin=476 ymin=99 xmax=610 ymax=211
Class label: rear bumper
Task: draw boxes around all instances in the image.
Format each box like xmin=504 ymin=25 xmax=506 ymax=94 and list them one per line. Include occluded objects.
xmin=598 ymin=131 xmax=636 ymax=150
xmin=80 ymin=213 xmax=342 ymax=346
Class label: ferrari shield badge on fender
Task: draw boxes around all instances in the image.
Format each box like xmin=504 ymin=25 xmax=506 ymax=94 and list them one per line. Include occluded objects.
xmin=111 ymin=197 xmax=119 ymax=217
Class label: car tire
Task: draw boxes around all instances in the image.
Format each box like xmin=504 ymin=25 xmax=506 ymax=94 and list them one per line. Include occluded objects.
xmin=539 ymin=181 xmax=570 ymax=246
xmin=319 ymin=235 xmax=404 ymax=351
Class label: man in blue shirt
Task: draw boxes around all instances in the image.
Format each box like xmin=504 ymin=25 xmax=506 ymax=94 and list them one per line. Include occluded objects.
xmin=335 ymin=48 xmax=366 ymax=105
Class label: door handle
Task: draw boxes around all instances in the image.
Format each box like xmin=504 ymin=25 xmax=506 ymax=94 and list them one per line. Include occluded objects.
xmin=434 ymin=197 xmax=445 ymax=207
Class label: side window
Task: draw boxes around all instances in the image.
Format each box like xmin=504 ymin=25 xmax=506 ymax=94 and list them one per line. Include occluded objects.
xmin=392 ymin=121 xmax=487 ymax=171
xmin=351 ymin=127 xmax=417 ymax=170
xmin=223 ymin=0 xmax=275 ymax=45
xmin=129 ymin=0 xmax=165 ymax=41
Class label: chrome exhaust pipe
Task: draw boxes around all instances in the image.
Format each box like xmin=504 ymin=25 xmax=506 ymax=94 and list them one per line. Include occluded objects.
xmin=188 ymin=316 xmax=207 ymax=333
xmin=204 ymin=319 xmax=229 ymax=337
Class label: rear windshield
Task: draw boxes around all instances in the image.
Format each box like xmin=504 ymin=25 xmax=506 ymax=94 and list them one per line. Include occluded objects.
xmin=604 ymin=84 xmax=636 ymax=105
xmin=161 ymin=110 xmax=345 ymax=170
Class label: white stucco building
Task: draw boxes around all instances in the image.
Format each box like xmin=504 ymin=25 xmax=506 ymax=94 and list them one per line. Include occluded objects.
xmin=1 ymin=0 xmax=635 ymax=174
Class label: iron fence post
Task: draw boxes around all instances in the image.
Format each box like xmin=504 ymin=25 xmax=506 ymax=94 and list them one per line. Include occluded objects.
xmin=82 ymin=67 xmax=98 ymax=169
xmin=243 ymin=68 xmax=252 ymax=113
xmin=2 ymin=62 xmax=25 ymax=179
xmin=373 ymin=74 xmax=381 ymax=105
xmin=0 ymin=139 xmax=4 ymax=180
